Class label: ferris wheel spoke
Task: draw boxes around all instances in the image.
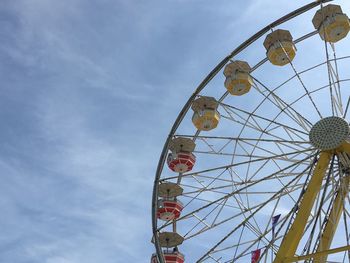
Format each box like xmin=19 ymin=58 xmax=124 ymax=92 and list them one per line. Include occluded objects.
xmin=166 ymin=148 xmax=315 ymax=182
xmin=160 ymin=148 xmax=315 ymax=182
xmin=263 ymin=153 xmax=309 ymax=205
xmin=246 ymin=139 xmax=309 ymax=155
xmin=291 ymin=63 xmax=323 ymax=118
xmin=237 ymin=136 xmax=311 ymax=158
xmin=190 ymin=151 xmax=296 ymax=160
xmin=225 ymin=226 xmax=286 ymax=262
xmin=220 ymin=102 xmax=309 ymax=136
xmin=185 ymin=153 xmax=312 ymax=208
xmin=308 ymin=78 xmax=350 ymax=97
xmin=344 ymin=96 xmax=350 ymax=119
xmin=197 ymin=136 xmax=217 ymax=153
xmin=181 ymin=171 xmax=307 ymax=189
xmin=181 ymin=198 xmax=228 ymax=239
xmin=178 ymin=184 xmax=307 ymax=240
xmin=180 ymin=157 xmax=308 ymax=215
xmin=264 ymin=205 xmax=313 ymax=260
xmin=257 ymin=54 xmax=350 ymax=111
xmin=196 ymin=162 xmax=311 ymax=262
xmin=166 ymin=155 xmax=313 ymax=229
xmin=299 ymin=55 xmax=350 ymax=77
xmin=181 ymin=181 xmax=304 ymax=197
xmin=190 ymin=136 xmax=310 ymax=159
xmin=230 ymin=182 xmax=264 ymax=237
xmin=259 ymin=214 xmax=296 ymax=261
xmin=219 ymin=60 xmax=350 ymax=131
xmin=280 ymin=125 xmax=305 ymax=144
xmin=180 ymin=194 xmax=240 ymax=209
xmin=229 ymin=164 xmax=307 ymax=199
xmin=220 ymin=109 xmax=270 ymax=138
xmin=243 ymin=29 xmax=317 ymax=78
xmin=189 ymin=193 xmax=268 ymax=243
xmin=175 ymin=134 xmax=310 ymax=145
xmin=329 ymin=43 xmax=344 ymax=116
xmin=220 ymin=114 xmax=296 ymax=144
xmin=229 ymin=107 xmax=313 ymax=189
xmin=222 ymin=235 xmax=268 ymax=262
xmin=277 ymin=102 xmax=307 ymax=133
xmin=224 ymin=107 xmax=309 ymax=164
xmin=182 ymin=183 xmax=301 ymax=242
xmin=220 ymin=111 xmax=310 ymax=162
xmin=220 ymin=100 xmax=305 ymax=140
xmin=191 ymin=149 xmax=311 ymax=160
xmin=264 ymin=123 xmax=306 ymax=142
xmin=322 ymin=26 xmax=337 ymax=116
xmin=274 ymin=38 xmax=324 ymax=119
xmin=251 ymin=76 xmax=313 ymax=132
xmin=222 ymin=82 xmax=315 ymax=180
xmin=178 ymin=169 xmax=229 ymax=212
xmin=317 ymin=4 xmax=347 ymax=118
xmin=274 ymin=136 xmax=305 ymax=154
xmin=258 ymin=154 xmax=321 ymax=259
xmin=270 ymin=77 xmax=350 ymax=124
xmin=244 ymin=46 xmax=350 ymax=133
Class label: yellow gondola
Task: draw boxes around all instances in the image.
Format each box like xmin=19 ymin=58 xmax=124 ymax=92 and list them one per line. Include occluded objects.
xmin=312 ymin=4 xmax=350 ymax=43
xmin=223 ymin=60 xmax=253 ymax=96
xmin=191 ymin=96 xmax=220 ymax=131
xmin=263 ymin=29 xmax=296 ymax=66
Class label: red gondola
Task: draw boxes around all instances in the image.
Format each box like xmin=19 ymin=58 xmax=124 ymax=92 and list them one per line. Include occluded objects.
xmin=151 ymin=252 xmax=185 ymax=263
xmin=157 ymin=200 xmax=184 ymax=221
xmin=167 ymin=152 xmax=196 ymax=173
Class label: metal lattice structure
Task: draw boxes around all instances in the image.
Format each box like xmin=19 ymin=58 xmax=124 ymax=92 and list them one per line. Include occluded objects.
xmin=151 ymin=0 xmax=350 ymax=262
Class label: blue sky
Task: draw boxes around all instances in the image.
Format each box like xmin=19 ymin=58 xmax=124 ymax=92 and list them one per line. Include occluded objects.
xmin=1 ymin=0 xmax=350 ymax=262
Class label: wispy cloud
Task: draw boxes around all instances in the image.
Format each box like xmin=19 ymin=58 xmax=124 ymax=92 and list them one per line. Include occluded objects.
xmin=1 ymin=0 xmax=350 ymax=262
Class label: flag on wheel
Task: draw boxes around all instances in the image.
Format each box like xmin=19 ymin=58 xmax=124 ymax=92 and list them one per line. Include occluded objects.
xmin=251 ymin=248 xmax=261 ymax=263
xmin=272 ymin=214 xmax=281 ymax=236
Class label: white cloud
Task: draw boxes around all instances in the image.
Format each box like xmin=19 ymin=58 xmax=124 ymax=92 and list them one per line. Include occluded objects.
xmin=2 ymin=0 xmax=350 ymax=262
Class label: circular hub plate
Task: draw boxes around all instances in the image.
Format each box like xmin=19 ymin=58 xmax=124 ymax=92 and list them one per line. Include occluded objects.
xmin=309 ymin=117 xmax=349 ymax=150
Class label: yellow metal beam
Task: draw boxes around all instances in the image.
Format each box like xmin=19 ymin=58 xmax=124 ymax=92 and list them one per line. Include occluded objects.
xmin=316 ymin=175 xmax=350 ymax=262
xmin=336 ymin=142 xmax=350 ymax=155
xmin=284 ymin=244 xmax=350 ymax=262
xmin=273 ymin=152 xmax=332 ymax=263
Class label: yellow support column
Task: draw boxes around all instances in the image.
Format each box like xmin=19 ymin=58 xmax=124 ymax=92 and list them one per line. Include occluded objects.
xmin=316 ymin=175 xmax=350 ymax=263
xmin=284 ymin=245 xmax=350 ymax=262
xmin=274 ymin=152 xmax=332 ymax=263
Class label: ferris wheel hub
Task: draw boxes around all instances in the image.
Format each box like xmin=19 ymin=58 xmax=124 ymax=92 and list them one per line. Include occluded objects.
xmin=309 ymin=117 xmax=349 ymax=151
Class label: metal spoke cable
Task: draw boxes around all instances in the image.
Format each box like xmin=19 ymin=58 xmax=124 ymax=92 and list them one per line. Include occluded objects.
xmin=220 ymin=102 xmax=309 ymax=136
xmin=160 ymin=155 xmax=313 ymax=232
xmin=161 ymin=148 xmax=314 ymax=182
xmin=196 ymin=162 xmax=313 ymax=262
xmin=251 ymin=76 xmax=313 ymax=131
xmin=277 ymin=38 xmax=323 ymax=119
xmin=320 ymin=0 xmax=336 ymax=116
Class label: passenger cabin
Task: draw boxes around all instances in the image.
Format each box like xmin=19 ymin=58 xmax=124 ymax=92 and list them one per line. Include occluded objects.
xmin=223 ymin=60 xmax=253 ymax=96
xmin=263 ymin=29 xmax=296 ymax=66
xmin=312 ymin=4 xmax=350 ymax=43
xmin=191 ymin=96 xmax=220 ymax=131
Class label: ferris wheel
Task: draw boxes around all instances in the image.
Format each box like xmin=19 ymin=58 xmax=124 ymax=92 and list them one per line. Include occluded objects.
xmin=151 ymin=0 xmax=350 ymax=262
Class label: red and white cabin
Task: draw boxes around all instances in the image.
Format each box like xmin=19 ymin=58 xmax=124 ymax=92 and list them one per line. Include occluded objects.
xmin=167 ymin=152 xmax=196 ymax=173
xmin=151 ymin=252 xmax=185 ymax=263
xmin=157 ymin=200 xmax=184 ymax=221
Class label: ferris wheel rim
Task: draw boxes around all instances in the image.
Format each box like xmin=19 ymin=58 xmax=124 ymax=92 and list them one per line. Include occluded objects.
xmin=151 ymin=1 xmax=339 ymax=262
